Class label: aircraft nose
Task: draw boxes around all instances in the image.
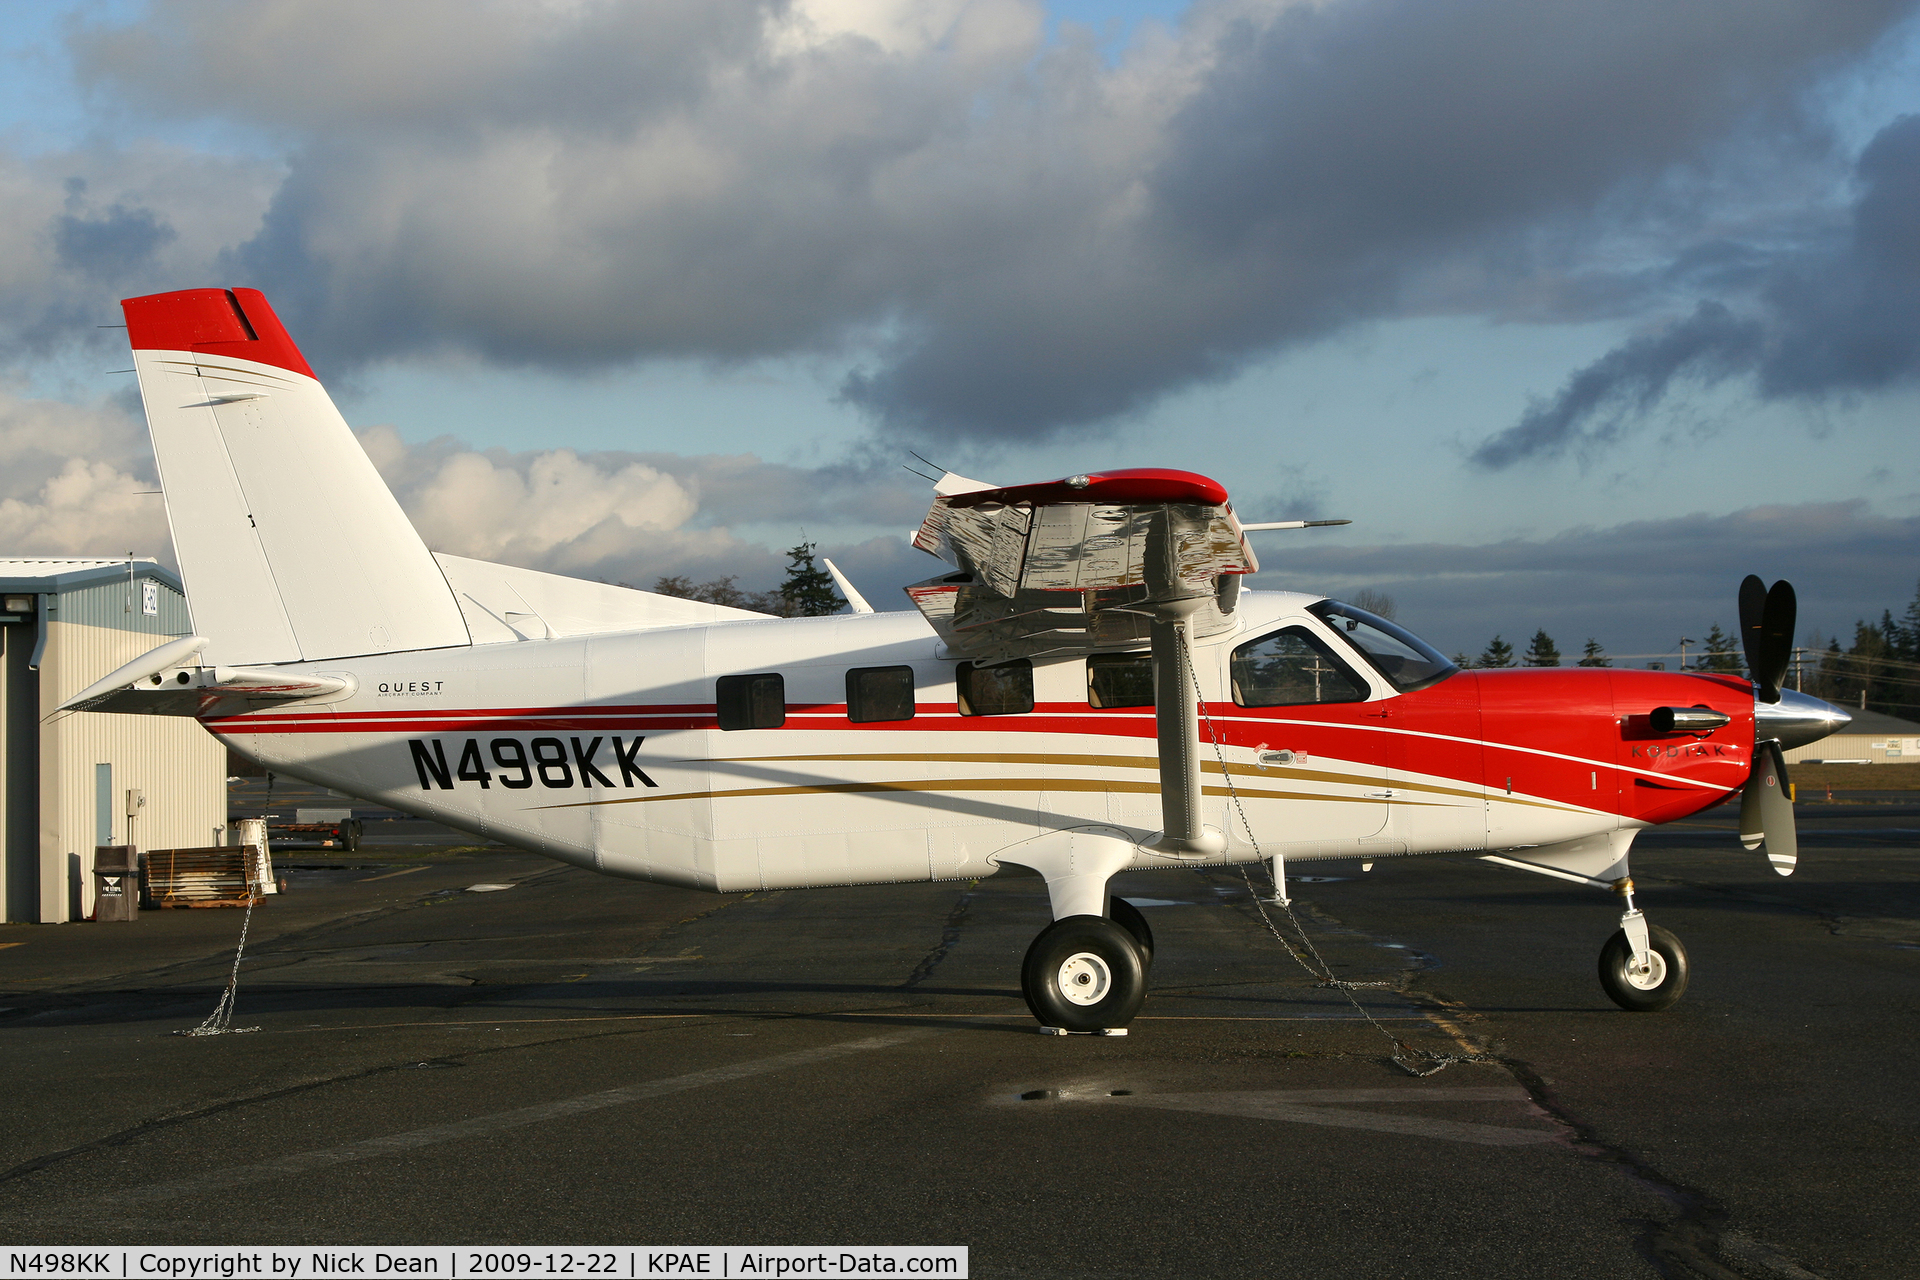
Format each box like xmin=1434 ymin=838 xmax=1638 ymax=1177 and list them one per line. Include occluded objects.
xmin=1756 ymin=688 xmax=1853 ymax=750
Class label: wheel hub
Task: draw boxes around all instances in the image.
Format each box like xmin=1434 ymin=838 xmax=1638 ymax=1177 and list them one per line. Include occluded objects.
xmin=1056 ymin=951 xmax=1112 ymax=1005
xmin=1624 ymin=950 xmax=1668 ymax=990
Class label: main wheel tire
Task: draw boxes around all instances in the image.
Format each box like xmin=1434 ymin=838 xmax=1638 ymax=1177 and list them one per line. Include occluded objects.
xmin=1022 ymin=915 xmax=1148 ymax=1033
xmin=1598 ymin=924 xmax=1689 ymax=1012
xmin=1108 ymin=896 xmax=1154 ymax=968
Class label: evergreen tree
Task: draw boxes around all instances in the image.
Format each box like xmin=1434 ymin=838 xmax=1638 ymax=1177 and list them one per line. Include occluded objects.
xmin=776 ymin=541 xmax=842 ymax=617
xmin=1841 ymin=619 xmax=1891 ymax=712
xmin=1478 ymin=635 xmax=1515 ymax=668
xmin=1522 ymin=629 xmax=1561 ymax=667
xmin=1892 ymin=582 xmax=1920 ymax=717
xmin=1698 ymin=623 xmax=1744 ymax=674
xmin=1450 ymin=651 xmax=1475 ymax=670
xmin=1812 ymin=637 xmax=1845 ymax=703
xmin=1899 ymin=579 xmax=1920 ymax=663
xmin=1577 ymin=639 xmax=1609 ymax=667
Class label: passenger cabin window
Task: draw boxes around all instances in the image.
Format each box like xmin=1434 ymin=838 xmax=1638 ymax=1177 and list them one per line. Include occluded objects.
xmin=1309 ymin=601 xmax=1457 ymax=693
xmin=716 ymin=673 xmax=785 ymax=730
xmin=957 ymin=660 xmax=1034 ymax=716
xmin=847 ymin=665 xmax=916 ymax=723
xmin=1230 ymin=628 xmax=1369 ymax=706
xmin=1088 ymin=654 xmax=1154 ymax=708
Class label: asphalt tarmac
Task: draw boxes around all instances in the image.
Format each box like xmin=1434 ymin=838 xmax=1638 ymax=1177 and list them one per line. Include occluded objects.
xmin=0 ymin=800 xmax=1914 ymax=1279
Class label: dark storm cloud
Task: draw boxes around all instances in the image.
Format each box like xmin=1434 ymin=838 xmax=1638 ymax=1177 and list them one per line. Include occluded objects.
xmin=1256 ymin=500 xmax=1920 ymax=656
xmin=1469 ymin=301 xmax=1766 ymax=469
xmin=1473 ymin=113 xmax=1920 ymax=468
xmin=54 ymin=200 xmax=177 ymax=280
xmin=47 ymin=0 xmax=1918 ymax=442
xmin=839 ymin=0 xmax=1916 ymax=437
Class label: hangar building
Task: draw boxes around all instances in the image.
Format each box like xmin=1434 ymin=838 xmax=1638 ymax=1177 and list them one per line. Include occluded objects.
xmin=1784 ymin=706 xmax=1920 ymax=766
xmin=2 ymin=559 xmax=225 ymax=923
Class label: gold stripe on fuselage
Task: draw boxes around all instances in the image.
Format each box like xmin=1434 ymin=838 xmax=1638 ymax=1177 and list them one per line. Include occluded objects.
xmin=685 ymin=750 xmax=1562 ymax=811
xmin=531 ymin=775 xmax=1457 ymax=812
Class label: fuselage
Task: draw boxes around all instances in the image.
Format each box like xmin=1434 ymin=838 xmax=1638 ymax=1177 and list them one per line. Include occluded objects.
xmin=205 ymin=590 xmax=1757 ymax=893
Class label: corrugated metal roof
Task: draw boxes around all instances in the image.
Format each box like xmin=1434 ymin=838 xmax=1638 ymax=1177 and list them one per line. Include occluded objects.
xmin=0 ymin=557 xmax=183 ymax=594
xmin=1835 ymin=706 xmax=1920 ymax=734
xmin=0 ymin=558 xmax=141 ymax=573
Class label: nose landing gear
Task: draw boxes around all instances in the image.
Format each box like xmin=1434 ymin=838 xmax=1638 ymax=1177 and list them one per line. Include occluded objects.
xmin=1597 ymin=878 xmax=1689 ymax=1011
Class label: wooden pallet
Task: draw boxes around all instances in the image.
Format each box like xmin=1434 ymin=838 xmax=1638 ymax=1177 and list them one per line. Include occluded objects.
xmin=146 ymin=846 xmax=266 ymax=908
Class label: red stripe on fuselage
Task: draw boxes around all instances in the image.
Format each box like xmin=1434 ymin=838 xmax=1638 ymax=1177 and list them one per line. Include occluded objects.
xmin=206 ymin=666 xmax=1754 ymax=822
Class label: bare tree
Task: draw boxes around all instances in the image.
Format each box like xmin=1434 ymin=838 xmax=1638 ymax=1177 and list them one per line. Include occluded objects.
xmin=1351 ymin=589 xmax=1397 ymax=620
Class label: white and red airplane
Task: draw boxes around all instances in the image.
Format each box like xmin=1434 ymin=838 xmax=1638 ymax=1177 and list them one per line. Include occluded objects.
xmin=68 ymin=287 xmax=1851 ymax=1032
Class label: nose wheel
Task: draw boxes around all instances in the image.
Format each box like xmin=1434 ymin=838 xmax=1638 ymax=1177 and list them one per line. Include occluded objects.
xmin=1022 ymin=914 xmax=1148 ymax=1033
xmin=1598 ymin=923 xmax=1689 ymax=1011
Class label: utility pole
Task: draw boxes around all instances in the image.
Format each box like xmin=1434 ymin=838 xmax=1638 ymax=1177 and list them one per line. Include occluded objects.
xmin=1677 ymin=636 xmax=1694 ymax=671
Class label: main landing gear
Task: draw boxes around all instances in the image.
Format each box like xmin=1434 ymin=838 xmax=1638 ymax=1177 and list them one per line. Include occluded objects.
xmin=1597 ymin=877 xmax=1689 ymax=1011
xmin=1021 ymin=897 xmax=1154 ymax=1034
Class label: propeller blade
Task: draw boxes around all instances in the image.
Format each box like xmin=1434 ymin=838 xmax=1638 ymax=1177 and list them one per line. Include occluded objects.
xmin=1757 ymin=579 xmax=1796 ymax=702
xmin=1738 ymin=574 xmax=1767 ymax=674
xmin=1737 ymin=575 xmax=1796 ymax=703
xmin=1739 ymin=740 xmax=1797 ymax=876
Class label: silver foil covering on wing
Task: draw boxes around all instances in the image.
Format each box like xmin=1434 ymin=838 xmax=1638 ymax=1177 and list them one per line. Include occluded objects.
xmin=907 ymin=497 xmax=1255 ymax=662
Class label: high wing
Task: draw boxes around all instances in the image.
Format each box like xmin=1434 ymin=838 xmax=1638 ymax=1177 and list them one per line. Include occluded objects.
xmin=902 ymin=466 xmax=1278 ymax=860
xmin=905 ymin=468 xmax=1258 ymax=664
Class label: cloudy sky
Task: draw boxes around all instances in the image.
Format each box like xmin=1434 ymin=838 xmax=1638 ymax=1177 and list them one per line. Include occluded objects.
xmin=3 ymin=0 xmax=1918 ymax=661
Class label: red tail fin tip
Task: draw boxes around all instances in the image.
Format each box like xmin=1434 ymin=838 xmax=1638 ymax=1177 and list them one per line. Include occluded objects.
xmin=121 ymin=287 xmax=315 ymax=379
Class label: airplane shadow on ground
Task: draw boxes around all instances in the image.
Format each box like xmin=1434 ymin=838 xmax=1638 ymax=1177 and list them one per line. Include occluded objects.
xmin=0 ymin=975 xmax=1039 ymax=1030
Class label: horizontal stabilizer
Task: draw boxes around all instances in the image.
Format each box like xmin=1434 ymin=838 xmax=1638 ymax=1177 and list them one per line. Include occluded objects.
xmin=64 ymin=660 xmax=350 ymax=718
xmin=436 ymin=554 xmax=769 ymax=642
xmin=57 ymin=635 xmax=209 ymax=712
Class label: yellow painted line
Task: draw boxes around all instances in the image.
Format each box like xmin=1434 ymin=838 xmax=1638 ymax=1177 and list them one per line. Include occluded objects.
xmin=705 ymin=1013 xmax=1436 ymax=1023
xmin=359 ymin=866 xmax=429 ymax=882
xmin=0 ymin=942 xmax=24 ymax=950
xmin=253 ymin=1011 xmax=1429 ymax=1033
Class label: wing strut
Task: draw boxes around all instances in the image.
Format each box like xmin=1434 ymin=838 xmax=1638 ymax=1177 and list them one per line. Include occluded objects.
xmin=1145 ymin=506 xmax=1227 ymax=856
xmin=903 ymin=467 xmax=1261 ymax=853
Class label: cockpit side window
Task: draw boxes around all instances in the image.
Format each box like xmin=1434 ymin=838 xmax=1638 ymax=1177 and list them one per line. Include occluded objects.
xmin=1230 ymin=627 xmax=1370 ymax=707
xmin=1309 ymin=601 xmax=1457 ymax=693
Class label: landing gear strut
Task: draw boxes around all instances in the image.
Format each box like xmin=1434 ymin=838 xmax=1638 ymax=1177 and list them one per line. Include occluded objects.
xmin=1597 ymin=877 xmax=1689 ymax=1011
xmin=1022 ymin=905 xmax=1149 ymax=1034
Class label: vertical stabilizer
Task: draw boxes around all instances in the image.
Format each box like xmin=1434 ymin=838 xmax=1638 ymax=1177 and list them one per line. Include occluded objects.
xmin=122 ymin=288 xmax=470 ymax=666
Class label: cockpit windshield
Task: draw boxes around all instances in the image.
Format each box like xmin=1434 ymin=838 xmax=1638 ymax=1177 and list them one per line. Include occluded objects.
xmin=1308 ymin=600 xmax=1457 ymax=693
